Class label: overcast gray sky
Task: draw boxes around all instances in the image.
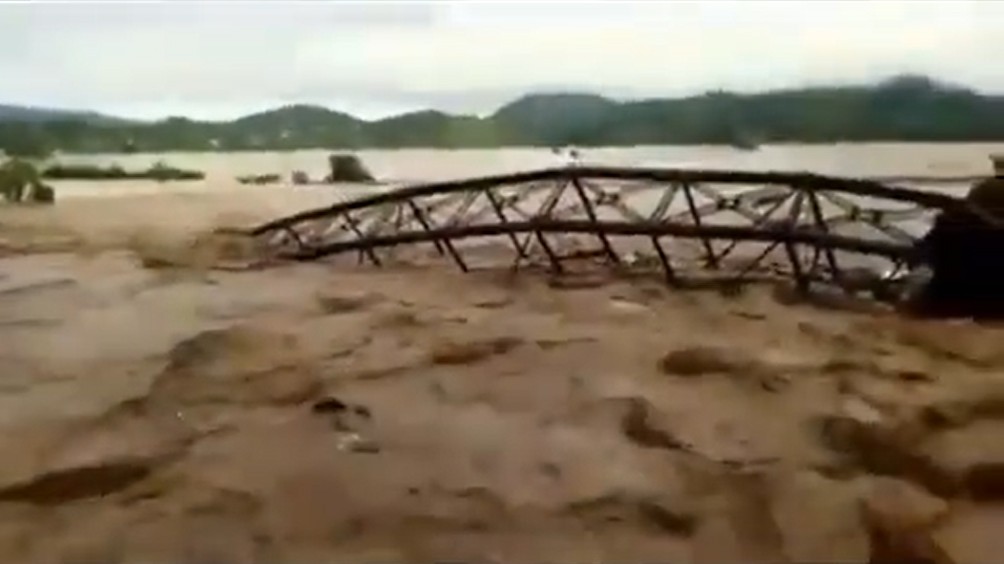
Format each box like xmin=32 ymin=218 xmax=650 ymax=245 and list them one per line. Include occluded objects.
xmin=2 ymin=1 xmax=1000 ymax=120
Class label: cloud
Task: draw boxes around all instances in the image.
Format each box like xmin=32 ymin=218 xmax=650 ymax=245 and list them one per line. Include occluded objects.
xmin=0 ymin=1 xmax=999 ymax=119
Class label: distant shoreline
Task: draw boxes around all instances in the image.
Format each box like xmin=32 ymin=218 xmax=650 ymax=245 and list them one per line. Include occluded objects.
xmin=34 ymin=140 xmax=1004 ymax=159
xmin=18 ymin=144 xmax=995 ymax=205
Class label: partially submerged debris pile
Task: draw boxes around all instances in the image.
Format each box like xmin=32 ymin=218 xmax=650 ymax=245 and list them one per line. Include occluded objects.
xmin=41 ymin=161 xmax=204 ymax=182
xmin=236 ymin=173 xmax=281 ymax=186
xmin=235 ymin=154 xmax=376 ymax=186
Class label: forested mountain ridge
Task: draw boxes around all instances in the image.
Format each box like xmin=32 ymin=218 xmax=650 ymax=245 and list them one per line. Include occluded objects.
xmin=2 ymin=75 xmax=1003 ymax=156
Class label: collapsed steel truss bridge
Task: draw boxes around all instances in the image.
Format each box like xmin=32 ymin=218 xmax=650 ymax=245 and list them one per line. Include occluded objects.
xmin=240 ymin=166 xmax=979 ymax=299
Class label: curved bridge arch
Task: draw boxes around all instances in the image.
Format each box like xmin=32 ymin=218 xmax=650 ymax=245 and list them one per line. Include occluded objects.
xmin=241 ymin=166 xmax=978 ymax=300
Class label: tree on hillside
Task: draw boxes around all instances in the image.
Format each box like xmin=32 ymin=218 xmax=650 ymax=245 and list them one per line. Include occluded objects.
xmin=0 ymin=123 xmax=52 ymax=159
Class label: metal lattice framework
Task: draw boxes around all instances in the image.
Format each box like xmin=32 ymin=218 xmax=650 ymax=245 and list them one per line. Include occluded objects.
xmin=241 ymin=166 xmax=978 ymax=299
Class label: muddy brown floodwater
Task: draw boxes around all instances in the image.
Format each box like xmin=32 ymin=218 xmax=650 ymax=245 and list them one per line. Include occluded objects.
xmin=0 ymin=186 xmax=1002 ymax=563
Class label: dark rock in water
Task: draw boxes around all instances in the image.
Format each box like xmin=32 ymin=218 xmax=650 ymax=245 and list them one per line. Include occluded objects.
xmin=904 ymin=177 xmax=1004 ymax=319
xmin=312 ymin=396 xmax=372 ymax=419
xmin=325 ymin=153 xmax=375 ymax=183
xmin=312 ymin=396 xmax=373 ymax=437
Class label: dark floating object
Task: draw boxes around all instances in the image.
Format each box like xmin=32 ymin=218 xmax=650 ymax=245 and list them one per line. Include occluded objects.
xmin=311 ymin=396 xmax=348 ymax=414
xmin=312 ymin=396 xmax=372 ymax=419
xmin=232 ymin=165 xmax=1003 ymax=320
xmin=325 ymin=153 xmax=376 ymax=183
xmin=312 ymin=396 xmax=374 ymax=439
xmin=237 ymin=157 xmax=375 ymax=187
xmin=236 ymin=173 xmax=281 ymax=185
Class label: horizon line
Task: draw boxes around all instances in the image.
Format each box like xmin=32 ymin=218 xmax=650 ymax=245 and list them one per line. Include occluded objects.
xmin=3 ymin=73 xmax=998 ymax=125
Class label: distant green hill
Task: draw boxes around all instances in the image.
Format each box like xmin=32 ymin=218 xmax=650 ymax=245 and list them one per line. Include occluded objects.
xmin=2 ymin=75 xmax=1004 ymax=156
xmin=492 ymin=93 xmax=617 ymax=146
xmin=0 ymin=104 xmax=130 ymax=125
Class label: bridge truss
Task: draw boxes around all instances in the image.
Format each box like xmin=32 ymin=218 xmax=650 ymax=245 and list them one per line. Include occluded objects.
xmin=240 ymin=166 xmax=976 ymax=300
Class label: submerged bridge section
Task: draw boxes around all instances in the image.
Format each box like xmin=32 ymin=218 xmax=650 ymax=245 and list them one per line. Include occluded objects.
xmin=243 ymin=166 xmax=977 ymax=301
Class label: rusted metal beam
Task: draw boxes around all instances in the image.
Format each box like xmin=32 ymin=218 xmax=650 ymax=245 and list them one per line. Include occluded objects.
xmin=406 ymin=199 xmax=468 ymax=272
xmin=571 ymin=174 xmax=620 ymax=267
xmin=682 ymin=182 xmax=720 ymax=269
